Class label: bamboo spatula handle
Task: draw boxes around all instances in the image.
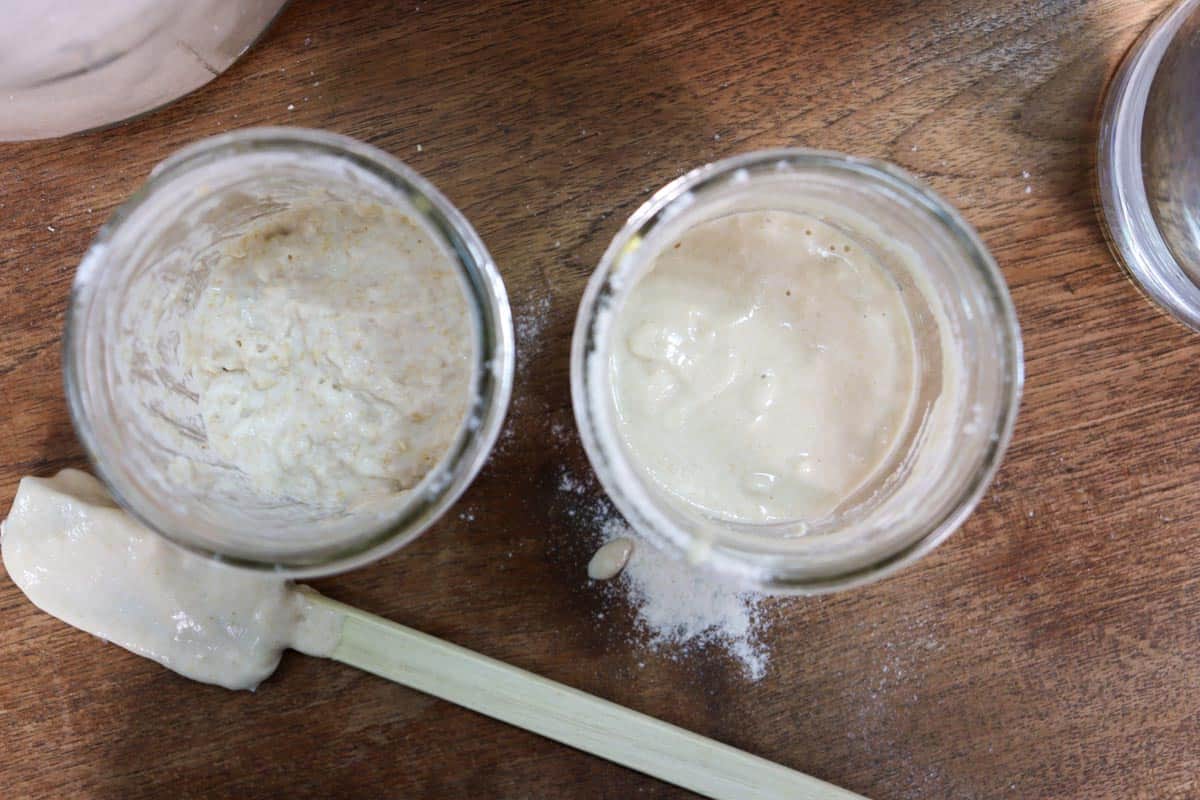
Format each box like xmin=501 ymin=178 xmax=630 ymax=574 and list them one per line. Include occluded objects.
xmin=310 ymin=594 xmax=868 ymax=800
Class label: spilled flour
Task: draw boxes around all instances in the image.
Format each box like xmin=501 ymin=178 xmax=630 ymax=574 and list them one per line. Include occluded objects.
xmin=558 ymin=469 xmax=771 ymax=680
xmin=514 ymin=294 xmax=552 ymax=360
xmin=606 ymin=517 xmax=770 ymax=680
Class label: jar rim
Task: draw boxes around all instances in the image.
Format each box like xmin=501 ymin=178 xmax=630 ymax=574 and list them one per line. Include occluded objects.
xmin=64 ymin=127 xmax=514 ymax=577
xmin=1096 ymin=0 xmax=1200 ymax=332
xmin=570 ymin=148 xmax=1023 ymax=594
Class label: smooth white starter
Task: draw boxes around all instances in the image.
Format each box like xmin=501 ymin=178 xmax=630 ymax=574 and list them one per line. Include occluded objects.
xmin=610 ymin=210 xmax=917 ymax=523
xmin=0 ymin=470 xmax=341 ymax=690
xmin=175 ymin=201 xmax=472 ymax=508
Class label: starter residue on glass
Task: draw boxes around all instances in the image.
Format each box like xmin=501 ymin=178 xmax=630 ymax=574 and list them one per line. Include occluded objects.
xmin=175 ymin=201 xmax=473 ymax=508
xmin=0 ymin=470 xmax=341 ymax=690
xmin=610 ymin=210 xmax=917 ymax=523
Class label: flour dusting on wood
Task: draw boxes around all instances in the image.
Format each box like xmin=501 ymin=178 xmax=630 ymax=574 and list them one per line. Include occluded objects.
xmin=558 ymin=466 xmax=772 ymax=680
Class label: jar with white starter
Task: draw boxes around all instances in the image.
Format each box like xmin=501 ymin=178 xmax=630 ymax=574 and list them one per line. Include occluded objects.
xmin=571 ymin=149 xmax=1023 ymax=594
xmin=65 ymin=128 xmax=514 ymax=577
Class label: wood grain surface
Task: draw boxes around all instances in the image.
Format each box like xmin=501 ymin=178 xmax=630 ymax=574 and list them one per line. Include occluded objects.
xmin=1 ymin=1 xmax=1195 ymax=798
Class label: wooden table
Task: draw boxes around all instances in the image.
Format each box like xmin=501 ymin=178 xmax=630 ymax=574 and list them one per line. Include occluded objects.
xmin=2 ymin=1 xmax=1195 ymax=797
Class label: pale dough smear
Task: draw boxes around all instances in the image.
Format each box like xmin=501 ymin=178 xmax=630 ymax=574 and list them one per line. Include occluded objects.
xmin=180 ymin=201 xmax=472 ymax=508
xmin=611 ymin=210 xmax=916 ymax=523
xmin=0 ymin=470 xmax=341 ymax=690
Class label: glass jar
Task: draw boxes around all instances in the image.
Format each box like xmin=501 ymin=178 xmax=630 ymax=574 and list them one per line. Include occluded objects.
xmin=1097 ymin=0 xmax=1200 ymax=331
xmin=66 ymin=127 xmax=514 ymax=577
xmin=571 ymin=149 xmax=1023 ymax=594
xmin=0 ymin=0 xmax=288 ymax=141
